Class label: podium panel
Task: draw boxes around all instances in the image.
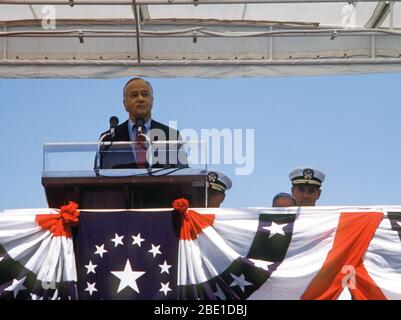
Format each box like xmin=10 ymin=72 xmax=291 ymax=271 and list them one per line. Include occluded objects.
xmin=42 ymin=169 xmax=207 ymax=209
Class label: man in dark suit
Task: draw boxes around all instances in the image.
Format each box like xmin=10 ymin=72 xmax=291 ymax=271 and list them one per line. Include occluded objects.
xmin=99 ymin=77 xmax=187 ymax=169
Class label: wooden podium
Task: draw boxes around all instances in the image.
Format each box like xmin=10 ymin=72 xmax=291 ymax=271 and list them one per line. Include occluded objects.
xmin=42 ymin=168 xmax=207 ymax=209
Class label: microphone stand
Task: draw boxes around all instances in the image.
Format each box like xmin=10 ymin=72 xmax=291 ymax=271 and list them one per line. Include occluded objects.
xmin=94 ymin=132 xmax=113 ymax=176
xmin=141 ymin=133 xmax=153 ymax=175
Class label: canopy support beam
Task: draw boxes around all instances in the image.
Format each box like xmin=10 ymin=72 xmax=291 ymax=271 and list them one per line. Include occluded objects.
xmin=1 ymin=58 xmax=401 ymax=66
xmin=269 ymin=25 xmax=273 ymax=60
xmin=371 ymin=35 xmax=375 ymax=59
xmin=132 ymin=0 xmax=142 ymax=63
xmin=2 ymin=25 xmax=6 ymax=60
xmin=0 ymin=0 xmax=390 ymax=5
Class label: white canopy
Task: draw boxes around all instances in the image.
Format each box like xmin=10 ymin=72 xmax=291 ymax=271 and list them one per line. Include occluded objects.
xmin=1 ymin=0 xmax=401 ymax=78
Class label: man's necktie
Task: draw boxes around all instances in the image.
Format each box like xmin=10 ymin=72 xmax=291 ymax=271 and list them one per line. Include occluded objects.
xmin=134 ymin=126 xmax=147 ymax=168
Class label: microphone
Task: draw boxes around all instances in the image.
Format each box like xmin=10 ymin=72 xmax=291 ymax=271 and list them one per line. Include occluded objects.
xmin=135 ymin=117 xmax=151 ymax=152
xmin=109 ymin=116 xmax=119 ymax=138
xmin=135 ymin=117 xmax=145 ymax=135
xmin=95 ymin=116 xmax=119 ymax=172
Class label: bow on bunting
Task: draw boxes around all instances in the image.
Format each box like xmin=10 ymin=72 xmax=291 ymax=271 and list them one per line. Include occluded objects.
xmin=35 ymin=201 xmax=80 ymax=237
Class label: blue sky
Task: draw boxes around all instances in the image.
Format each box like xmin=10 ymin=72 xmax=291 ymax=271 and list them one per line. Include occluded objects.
xmin=1 ymin=73 xmax=401 ymax=210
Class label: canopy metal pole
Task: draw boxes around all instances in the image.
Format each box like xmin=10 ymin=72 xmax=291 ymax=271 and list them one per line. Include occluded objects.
xmin=371 ymin=35 xmax=376 ymax=59
xmin=1 ymin=58 xmax=401 ymax=66
xmin=1 ymin=28 xmax=401 ymax=38
xmin=268 ymin=25 xmax=273 ymax=60
xmin=0 ymin=0 xmax=390 ymax=5
xmin=2 ymin=25 xmax=6 ymax=59
xmin=132 ymin=0 xmax=141 ymax=63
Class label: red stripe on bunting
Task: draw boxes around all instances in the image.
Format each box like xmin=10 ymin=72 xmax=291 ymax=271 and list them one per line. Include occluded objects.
xmin=179 ymin=210 xmax=215 ymax=241
xmin=301 ymin=211 xmax=386 ymax=300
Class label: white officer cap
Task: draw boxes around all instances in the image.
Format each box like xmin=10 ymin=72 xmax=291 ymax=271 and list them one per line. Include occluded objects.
xmin=289 ymin=166 xmax=325 ymax=187
xmin=203 ymin=171 xmax=232 ymax=193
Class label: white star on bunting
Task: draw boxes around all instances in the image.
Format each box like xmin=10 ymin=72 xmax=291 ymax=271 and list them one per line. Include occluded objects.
xmin=4 ymin=277 xmax=27 ymax=298
xmin=148 ymin=244 xmax=162 ymax=258
xmin=213 ymin=283 xmax=226 ymax=300
xmin=30 ymin=293 xmax=42 ymax=300
xmin=249 ymin=259 xmax=275 ymax=271
xmin=111 ymin=233 xmax=124 ymax=247
xmin=262 ymin=222 xmax=287 ymax=239
xmin=230 ymin=273 xmax=252 ymax=292
xmin=158 ymin=260 xmax=172 ymax=274
xmin=84 ymin=261 xmax=98 ymax=274
xmin=94 ymin=244 xmax=108 ymax=258
xmin=85 ymin=282 xmax=98 ymax=296
xmin=110 ymin=259 xmax=146 ymax=294
xmin=131 ymin=233 xmax=145 ymax=247
xmin=159 ymin=282 xmax=172 ymax=296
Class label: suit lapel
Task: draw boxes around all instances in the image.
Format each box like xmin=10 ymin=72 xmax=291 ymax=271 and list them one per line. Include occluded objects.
xmin=150 ymin=120 xmax=158 ymax=142
xmin=117 ymin=120 xmax=130 ymax=141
